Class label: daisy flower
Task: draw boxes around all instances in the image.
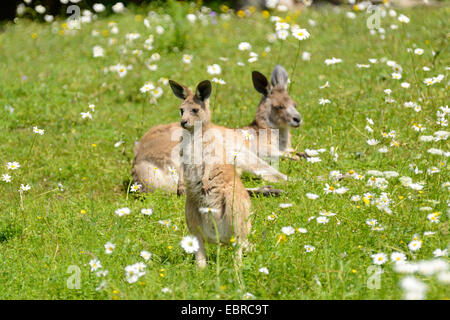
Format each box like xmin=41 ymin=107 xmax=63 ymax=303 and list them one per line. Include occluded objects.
xmin=130 ymin=183 xmax=142 ymax=192
xmin=398 ymin=14 xmax=410 ymax=23
xmin=319 ymin=98 xmax=331 ymax=105
xmin=427 ymin=212 xmax=439 ymax=223
xmin=104 ymin=242 xmax=115 ymax=254
xmin=7 ymin=161 xmax=20 ymax=170
xmin=81 ymin=111 xmax=92 ymax=119
xmin=182 ymin=54 xmax=193 ymax=64
xmin=281 ymin=226 xmax=295 ymax=235
xmin=371 ymin=253 xmax=388 ymax=265
xmin=392 ymin=72 xmax=402 ymax=80
xmin=140 ymin=250 xmax=152 ymax=260
xmin=140 ymin=82 xmax=155 ymax=93
xmin=1 ymin=174 xmax=11 ymax=183
xmin=89 ymin=259 xmax=102 ymax=271
xmin=33 ymin=126 xmax=44 ymax=135
xmin=408 ymin=240 xmax=422 ymax=251
xmin=199 ymin=207 xmax=220 ymax=215
xmin=207 ymin=64 xmax=221 ymax=75
xmin=238 ymin=42 xmax=251 ymax=51
xmin=115 ymin=207 xmax=131 ymax=217
xmin=180 ymin=235 xmax=199 ymax=254
xmin=433 ymin=248 xmax=447 ymax=257
xmin=391 ymin=252 xmax=406 ymax=263
xmin=291 ymin=27 xmax=310 ymax=41
xmin=243 ymin=292 xmax=255 ymax=300
xmin=304 ymin=245 xmax=315 ymax=252
xmin=259 ymin=267 xmax=269 ymax=274
xmin=19 ymin=184 xmax=31 ymax=192
xmin=316 ymin=216 xmax=329 ymax=224
xmin=141 ymin=208 xmax=153 ymax=216
xmin=93 ymin=45 xmax=104 ymax=58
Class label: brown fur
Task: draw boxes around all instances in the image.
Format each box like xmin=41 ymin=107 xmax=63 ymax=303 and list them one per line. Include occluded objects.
xmin=174 ymin=80 xmax=251 ymax=268
xmin=132 ymin=65 xmax=302 ymax=193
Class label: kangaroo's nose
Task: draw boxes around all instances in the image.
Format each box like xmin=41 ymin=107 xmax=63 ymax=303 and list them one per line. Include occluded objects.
xmin=293 ymin=116 xmax=301 ymax=124
xmin=181 ymin=120 xmax=188 ymax=128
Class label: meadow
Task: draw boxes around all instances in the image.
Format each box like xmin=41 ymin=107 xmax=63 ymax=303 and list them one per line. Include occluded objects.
xmin=0 ymin=2 xmax=448 ymax=299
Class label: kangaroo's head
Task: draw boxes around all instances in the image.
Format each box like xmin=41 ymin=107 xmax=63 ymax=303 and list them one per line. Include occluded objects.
xmin=169 ymin=80 xmax=212 ymax=132
xmin=252 ymin=65 xmax=302 ymax=129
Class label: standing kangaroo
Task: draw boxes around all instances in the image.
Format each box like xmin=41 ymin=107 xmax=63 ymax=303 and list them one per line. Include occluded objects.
xmin=172 ymin=79 xmax=251 ymax=268
xmin=132 ymin=65 xmax=302 ymax=194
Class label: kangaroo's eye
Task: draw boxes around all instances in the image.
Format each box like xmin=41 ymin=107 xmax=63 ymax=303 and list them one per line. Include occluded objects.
xmin=274 ymin=105 xmax=284 ymax=110
xmin=192 ymin=108 xmax=199 ymax=114
xmin=180 ymin=109 xmax=184 ymax=116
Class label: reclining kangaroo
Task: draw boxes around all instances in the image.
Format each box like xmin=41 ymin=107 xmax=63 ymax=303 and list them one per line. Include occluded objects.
xmin=174 ymin=79 xmax=251 ymax=268
xmin=132 ymin=65 xmax=303 ymax=194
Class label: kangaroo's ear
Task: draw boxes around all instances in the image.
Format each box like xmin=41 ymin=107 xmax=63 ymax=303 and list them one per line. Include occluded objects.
xmin=252 ymin=71 xmax=270 ymax=96
xmin=271 ymin=65 xmax=288 ymax=90
xmin=195 ymin=80 xmax=212 ymax=102
xmin=169 ymin=80 xmax=189 ymax=100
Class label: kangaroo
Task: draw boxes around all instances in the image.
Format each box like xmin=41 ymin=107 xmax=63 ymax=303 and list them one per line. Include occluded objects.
xmin=244 ymin=65 xmax=304 ymax=159
xmin=132 ymin=65 xmax=302 ymax=194
xmin=172 ymin=79 xmax=251 ymax=268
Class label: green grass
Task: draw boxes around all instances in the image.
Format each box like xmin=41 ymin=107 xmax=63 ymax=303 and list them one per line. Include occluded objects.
xmin=0 ymin=3 xmax=449 ymax=299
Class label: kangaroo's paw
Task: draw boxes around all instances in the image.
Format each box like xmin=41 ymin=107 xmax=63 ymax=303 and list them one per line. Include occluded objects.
xmin=247 ymin=185 xmax=284 ymax=197
xmin=295 ymin=151 xmax=309 ymax=159
xmin=177 ymin=184 xmax=185 ymax=196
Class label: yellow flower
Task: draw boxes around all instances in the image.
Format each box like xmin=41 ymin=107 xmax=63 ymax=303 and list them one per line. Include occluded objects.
xmin=249 ymin=6 xmax=256 ymax=13
xmin=101 ymin=30 xmax=109 ymax=37
xmin=352 ymin=269 xmax=357 ymax=273
xmin=113 ymin=289 xmax=119 ymax=294
xmin=135 ymin=15 xmax=143 ymax=22
xmin=237 ymin=10 xmax=245 ymax=18
xmin=92 ymin=143 xmax=97 ymax=148
xmin=168 ymin=245 xmax=173 ymax=250
xmin=220 ymin=5 xmax=229 ymax=13
xmin=31 ymin=33 xmax=38 ymax=39
xmin=61 ymin=23 xmax=68 ymax=29
xmin=276 ymin=234 xmax=286 ymax=243
xmin=262 ymin=10 xmax=270 ymax=19
xmin=230 ymin=236 xmax=235 ymax=243
xmin=112 ymin=295 xmax=119 ymax=300
xmin=398 ymin=195 xmax=404 ymax=200
xmin=80 ymin=209 xmax=87 ymax=214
